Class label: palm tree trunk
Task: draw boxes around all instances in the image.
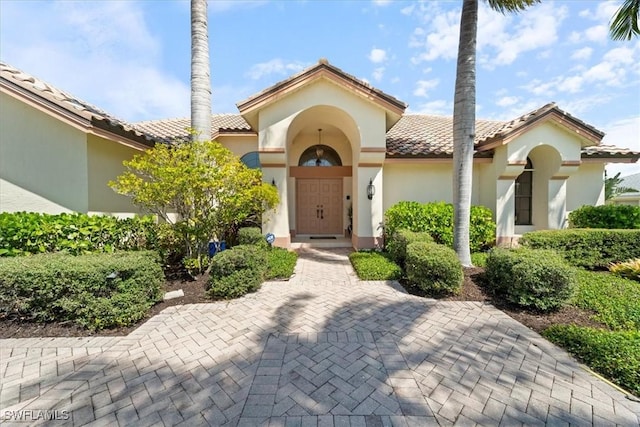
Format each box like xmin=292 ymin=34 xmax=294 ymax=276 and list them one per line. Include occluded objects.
xmin=452 ymin=0 xmax=477 ymax=267
xmin=191 ymin=0 xmax=211 ymax=142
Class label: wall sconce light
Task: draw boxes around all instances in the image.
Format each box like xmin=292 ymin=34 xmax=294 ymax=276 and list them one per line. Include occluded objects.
xmin=367 ymin=179 xmax=375 ymax=200
xmin=271 ymin=178 xmax=277 ymax=188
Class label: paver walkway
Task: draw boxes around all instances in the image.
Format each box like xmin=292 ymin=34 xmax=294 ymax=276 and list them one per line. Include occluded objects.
xmin=1 ymin=248 xmax=639 ymax=426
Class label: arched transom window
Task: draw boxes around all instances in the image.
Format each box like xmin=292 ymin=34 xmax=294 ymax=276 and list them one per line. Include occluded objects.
xmin=515 ymin=157 xmax=533 ymax=225
xmin=298 ymin=145 xmax=342 ymax=167
xmin=240 ymin=151 xmax=261 ymax=169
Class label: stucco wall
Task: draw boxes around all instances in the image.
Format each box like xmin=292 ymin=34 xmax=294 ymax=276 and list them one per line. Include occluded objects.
xmin=86 ymin=135 xmax=146 ymax=215
xmin=567 ymin=162 xmax=605 ymax=211
xmin=382 ymin=163 xmax=484 ymax=212
xmin=0 ymin=92 xmax=88 ymax=213
xmin=217 ymin=135 xmax=258 ymax=159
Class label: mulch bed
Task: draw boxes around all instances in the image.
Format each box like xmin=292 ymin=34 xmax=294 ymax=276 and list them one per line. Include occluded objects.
xmin=0 ymin=267 xmax=606 ymax=339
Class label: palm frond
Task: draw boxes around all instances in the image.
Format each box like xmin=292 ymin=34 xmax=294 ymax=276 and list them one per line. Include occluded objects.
xmin=610 ymin=0 xmax=640 ymax=41
xmin=486 ymin=0 xmax=541 ymax=14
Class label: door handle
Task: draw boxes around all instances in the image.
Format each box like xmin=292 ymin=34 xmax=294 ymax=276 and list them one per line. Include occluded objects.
xmin=320 ymin=205 xmax=324 ymax=219
xmin=316 ymin=205 xmax=320 ymax=219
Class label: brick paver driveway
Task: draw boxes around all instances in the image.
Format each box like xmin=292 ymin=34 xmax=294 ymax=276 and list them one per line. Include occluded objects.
xmin=2 ymin=248 xmax=639 ymax=426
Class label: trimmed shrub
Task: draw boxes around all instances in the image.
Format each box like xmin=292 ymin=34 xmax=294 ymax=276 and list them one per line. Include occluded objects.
xmin=238 ymin=227 xmax=268 ymax=249
xmin=569 ymin=204 xmax=640 ymax=229
xmin=349 ymin=251 xmax=402 ymax=281
xmin=485 ymin=248 xmax=575 ymax=311
xmin=470 ymin=252 xmax=488 ymax=268
xmin=0 ymin=212 xmax=158 ymax=257
xmin=405 ymin=242 xmax=463 ymax=295
xmin=207 ymin=245 xmax=267 ymax=299
xmin=387 ymin=229 xmax=433 ymax=267
xmin=0 ymin=251 xmax=163 ymax=330
xmin=543 ymin=325 xmax=640 ymax=397
xmin=266 ymin=247 xmax=298 ymax=280
xmin=384 ymin=201 xmax=495 ymax=252
xmin=573 ymin=270 xmax=640 ymax=330
xmin=609 ymin=258 xmax=640 ymax=282
xmin=520 ymin=229 xmax=640 ymax=269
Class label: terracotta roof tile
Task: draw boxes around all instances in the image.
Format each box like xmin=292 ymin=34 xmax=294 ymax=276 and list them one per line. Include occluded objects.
xmin=386 ymin=115 xmax=504 ymax=157
xmin=0 ymin=62 xmax=157 ymax=146
xmin=133 ymin=115 xmax=252 ymax=142
xmin=581 ymin=145 xmax=640 ymax=159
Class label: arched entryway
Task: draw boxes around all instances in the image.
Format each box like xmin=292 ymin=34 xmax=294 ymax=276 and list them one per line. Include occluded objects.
xmin=296 ymin=141 xmax=344 ymax=235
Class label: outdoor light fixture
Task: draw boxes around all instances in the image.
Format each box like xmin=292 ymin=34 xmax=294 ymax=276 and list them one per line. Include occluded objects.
xmin=367 ymin=179 xmax=375 ymax=200
xmin=271 ymin=178 xmax=277 ymax=188
xmin=315 ymin=129 xmax=324 ymax=166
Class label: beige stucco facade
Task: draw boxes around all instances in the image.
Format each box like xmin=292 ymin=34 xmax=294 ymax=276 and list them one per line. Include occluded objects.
xmin=0 ymin=87 xmax=147 ymax=217
xmin=2 ymin=60 xmax=636 ymax=250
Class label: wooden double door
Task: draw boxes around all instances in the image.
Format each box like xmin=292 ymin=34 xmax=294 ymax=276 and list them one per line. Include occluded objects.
xmin=297 ymin=179 xmax=343 ymax=235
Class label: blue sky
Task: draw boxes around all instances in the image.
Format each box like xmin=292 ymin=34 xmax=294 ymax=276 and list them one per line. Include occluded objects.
xmin=1 ymin=0 xmax=638 ymax=175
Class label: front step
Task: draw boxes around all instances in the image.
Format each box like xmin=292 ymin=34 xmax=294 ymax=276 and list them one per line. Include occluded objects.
xmin=290 ymin=237 xmax=353 ymax=249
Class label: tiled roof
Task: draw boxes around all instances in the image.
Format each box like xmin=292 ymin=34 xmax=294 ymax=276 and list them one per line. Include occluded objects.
xmin=237 ymin=58 xmax=407 ymax=113
xmin=386 ymin=115 xmax=506 ymax=157
xmin=581 ymin=145 xmax=640 ymax=159
xmin=133 ymin=115 xmax=252 ymax=143
xmin=0 ymin=62 xmax=157 ymax=146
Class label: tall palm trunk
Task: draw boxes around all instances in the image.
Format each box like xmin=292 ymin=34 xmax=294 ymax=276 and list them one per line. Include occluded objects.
xmin=452 ymin=0 xmax=477 ymax=267
xmin=191 ymin=0 xmax=211 ymax=141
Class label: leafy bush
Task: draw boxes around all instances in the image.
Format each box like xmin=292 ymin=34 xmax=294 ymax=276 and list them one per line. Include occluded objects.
xmin=569 ymin=204 xmax=640 ymax=229
xmin=110 ymin=139 xmax=279 ymax=274
xmin=470 ymin=252 xmax=488 ymax=268
xmin=384 ymin=201 xmax=495 ymax=252
xmin=207 ymin=245 xmax=267 ymax=299
xmin=543 ymin=326 xmax=640 ymax=396
xmin=609 ymin=258 xmax=640 ymax=282
xmin=386 ymin=229 xmax=433 ymax=267
xmin=349 ymin=251 xmax=402 ymax=281
xmin=0 ymin=212 xmax=158 ymax=257
xmin=405 ymin=242 xmax=463 ymax=295
xmin=266 ymin=247 xmax=298 ymax=280
xmin=485 ymin=248 xmax=575 ymax=311
xmin=573 ymin=270 xmax=640 ymax=330
xmin=520 ymin=229 xmax=640 ymax=269
xmin=238 ymin=227 xmax=268 ymax=249
xmin=0 ymin=251 xmax=163 ymax=330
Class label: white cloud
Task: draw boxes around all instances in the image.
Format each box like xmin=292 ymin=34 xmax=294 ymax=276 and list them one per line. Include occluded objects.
xmin=482 ymin=3 xmax=567 ymax=66
xmin=584 ymin=25 xmax=609 ymax=43
xmin=372 ymin=67 xmax=385 ymax=82
xmin=496 ymin=96 xmax=519 ymax=107
xmin=245 ymin=59 xmax=306 ymax=80
xmin=0 ymin=1 xmax=188 ymax=122
xmin=413 ymin=79 xmax=440 ymax=97
xmin=409 ymin=7 xmax=460 ymax=62
xmin=571 ymin=47 xmax=593 ymax=61
xmin=369 ymin=48 xmax=388 ymax=63
xmin=372 ymin=0 xmax=392 ymax=6
xmin=208 ymin=1 xmax=268 ymax=13
xmin=603 ymin=117 xmax=640 ymax=177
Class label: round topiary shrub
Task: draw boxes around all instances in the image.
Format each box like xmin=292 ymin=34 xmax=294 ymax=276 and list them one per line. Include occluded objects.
xmin=387 ymin=229 xmax=433 ymax=267
xmin=405 ymin=242 xmax=463 ymax=296
xmin=207 ymin=245 xmax=267 ymax=299
xmin=237 ymin=227 xmax=268 ymax=249
xmin=485 ymin=248 xmax=575 ymax=311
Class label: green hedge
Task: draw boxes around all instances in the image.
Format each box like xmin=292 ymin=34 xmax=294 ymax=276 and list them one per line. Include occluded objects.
xmin=238 ymin=227 xmax=268 ymax=249
xmin=208 ymin=245 xmax=267 ymax=299
xmin=349 ymin=251 xmax=402 ymax=281
xmin=485 ymin=248 xmax=575 ymax=311
xmin=543 ymin=326 xmax=640 ymax=396
xmin=0 ymin=251 xmax=163 ymax=330
xmin=573 ymin=270 xmax=640 ymax=331
xmin=0 ymin=212 xmax=158 ymax=257
xmin=266 ymin=247 xmax=298 ymax=280
xmin=405 ymin=242 xmax=463 ymax=295
xmin=386 ymin=229 xmax=433 ymax=268
xmin=569 ymin=204 xmax=640 ymax=229
xmin=520 ymin=229 xmax=640 ymax=269
xmin=384 ymin=201 xmax=495 ymax=252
